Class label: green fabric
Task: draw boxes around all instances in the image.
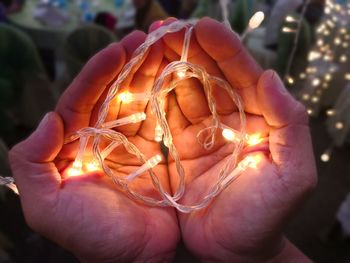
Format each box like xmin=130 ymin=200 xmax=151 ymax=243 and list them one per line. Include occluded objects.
xmin=63 ymin=24 xmax=116 ymax=79
xmin=191 ymin=0 xmax=255 ymax=34
xmin=231 ymin=0 xmax=251 ymax=34
xmin=0 ymin=24 xmax=46 ymax=135
xmin=275 ymin=13 xmax=312 ymax=76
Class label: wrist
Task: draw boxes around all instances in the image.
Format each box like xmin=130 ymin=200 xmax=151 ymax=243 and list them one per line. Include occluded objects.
xmin=267 ymin=238 xmax=312 ymax=263
xmin=200 ymin=236 xmax=311 ymax=263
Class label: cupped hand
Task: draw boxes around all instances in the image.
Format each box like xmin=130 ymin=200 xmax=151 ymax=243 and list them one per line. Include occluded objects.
xmin=9 ymin=31 xmax=179 ymax=263
xmin=159 ymin=18 xmax=317 ymax=262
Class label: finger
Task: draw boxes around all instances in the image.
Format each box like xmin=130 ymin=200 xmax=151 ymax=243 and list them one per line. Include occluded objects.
xmin=56 ymin=42 xmax=127 ymax=135
xmin=257 ymin=70 xmax=317 ymax=188
xmin=9 ymin=112 xmax=63 ymax=198
xmin=137 ymin=58 xmax=171 ymax=141
xmin=161 ymin=20 xmax=238 ymax=118
xmin=195 ymin=17 xmax=263 ymax=114
xmin=148 ymin=20 xmax=165 ymax=33
xmin=117 ymin=36 xmax=165 ymax=137
xmin=89 ymin=30 xmax=148 ymax=128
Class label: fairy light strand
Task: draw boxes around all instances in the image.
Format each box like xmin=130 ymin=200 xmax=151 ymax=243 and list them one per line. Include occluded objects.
xmin=0 ymin=18 xmax=267 ymax=213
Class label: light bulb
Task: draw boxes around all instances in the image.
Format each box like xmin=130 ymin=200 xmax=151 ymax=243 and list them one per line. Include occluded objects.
xmin=126 ymin=155 xmax=162 ymax=181
xmin=340 ymin=55 xmax=347 ymax=63
xmin=286 ymin=76 xmax=294 ymax=85
xmin=102 ymin=112 xmax=146 ymax=129
xmin=299 ymin=73 xmax=306 ymax=79
xmin=285 ymin=16 xmax=297 ymax=23
xmin=118 ymin=91 xmax=151 ymax=103
xmin=176 ymin=70 xmax=187 ymax=79
xmin=154 ymin=123 xmax=163 ymax=142
xmin=246 ymin=134 xmax=263 ymax=146
xmin=335 ymin=122 xmax=344 ymax=130
xmin=311 ymin=96 xmax=319 ymax=103
xmin=282 ymin=27 xmax=296 ymax=33
xmin=248 ymin=11 xmax=265 ymax=29
xmin=302 ymin=94 xmax=310 ymax=101
xmin=326 ymin=109 xmax=336 ymax=116
xmin=312 ymin=78 xmax=321 ymax=87
xmin=307 ymin=109 xmax=313 ymax=115
xmin=222 ymin=128 xmax=238 ymax=142
xmin=321 ymin=153 xmax=330 ymax=162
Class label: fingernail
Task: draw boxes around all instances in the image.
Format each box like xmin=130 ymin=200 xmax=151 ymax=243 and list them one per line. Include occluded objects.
xmin=270 ymin=71 xmax=288 ymax=95
xmin=37 ymin=113 xmax=50 ymax=131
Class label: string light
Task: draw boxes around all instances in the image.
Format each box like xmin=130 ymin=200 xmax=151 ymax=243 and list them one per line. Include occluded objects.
xmin=126 ymin=155 xmax=162 ymax=181
xmin=1 ymin=16 xmax=268 ymax=212
xmin=118 ymin=91 xmax=151 ymax=103
xmin=241 ymin=11 xmax=265 ymax=40
xmin=335 ymin=122 xmax=344 ymax=130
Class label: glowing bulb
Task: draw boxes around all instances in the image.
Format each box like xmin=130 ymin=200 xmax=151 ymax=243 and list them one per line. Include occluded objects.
xmin=285 ymin=16 xmax=297 ymax=23
xmin=307 ymin=109 xmax=313 ymax=115
xmin=118 ymin=91 xmax=133 ymax=103
xmin=154 ymin=123 xmax=163 ymax=142
xmin=282 ymin=27 xmax=296 ymax=33
xmin=325 ymin=74 xmax=332 ymax=82
xmin=326 ymin=109 xmax=335 ymax=116
xmin=312 ymin=78 xmax=321 ymax=87
xmin=126 ymin=155 xmax=162 ymax=181
xmin=248 ymin=11 xmax=265 ymax=30
xmin=86 ymin=161 xmax=100 ymax=172
xmin=299 ymin=73 xmax=306 ymax=79
xmin=220 ymin=155 xmax=261 ymax=186
xmin=345 ymin=73 xmax=350 ymax=80
xmin=176 ymin=70 xmax=186 ymax=79
xmin=340 ymin=55 xmax=347 ymax=63
xmin=308 ymin=51 xmax=321 ymax=61
xmin=66 ymin=166 xmax=82 ymax=177
xmin=334 ymin=38 xmax=341 ymax=45
xmin=246 ymin=134 xmax=263 ymax=146
xmin=302 ymin=94 xmax=310 ymax=101
xmin=222 ymin=128 xmax=237 ymax=142
xmin=335 ymin=122 xmax=344 ymax=130
xmin=118 ymin=91 xmax=151 ymax=103
xmin=286 ymin=76 xmax=294 ymax=85
xmin=321 ymin=153 xmax=330 ymax=162
xmin=102 ymin=112 xmax=146 ymax=129
xmin=311 ymin=96 xmax=319 ymax=103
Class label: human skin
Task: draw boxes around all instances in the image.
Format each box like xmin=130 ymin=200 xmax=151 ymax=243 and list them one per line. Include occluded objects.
xmin=9 ymin=17 xmax=317 ymax=263
xmin=156 ymin=17 xmax=317 ymax=262
xmin=9 ymin=30 xmax=180 ymax=263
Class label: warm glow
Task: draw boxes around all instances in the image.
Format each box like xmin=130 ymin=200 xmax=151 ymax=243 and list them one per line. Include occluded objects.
xmin=326 ymin=109 xmax=336 ymax=116
xmin=249 ymin=11 xmax=265 ymax=29
xmin=118 ymin=91 xmax=134 ymax=103
xmin=86 ymin=161 xmax=100 ymax=172
xmin=176 ymin=70 xmax=186 ymax=79
xmin=321 ymin=153 xmax=330 ymax=162
xmin=222 ymin=128 xmax=237 ymax=142
xmin=241 ymin=155 xmax=262 ymax=169
xmin=66 ymin=167 xmax=82 ymax=177
xmin=335 ymin=122 xmax=344 ymax=130
xmin=286 ymin=76 xmax=294 ymax=85
xmin=282 ymin=27 xmax=296 ymax=33
xmin=246 ymin=134 xmax=263 ymax=146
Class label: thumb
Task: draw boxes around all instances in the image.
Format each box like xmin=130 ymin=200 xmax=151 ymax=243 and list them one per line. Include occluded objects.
xmin=9 ymin=112 xmax=64 ymax=197
xmin=257 ymin=70 xmax=317 ymax=190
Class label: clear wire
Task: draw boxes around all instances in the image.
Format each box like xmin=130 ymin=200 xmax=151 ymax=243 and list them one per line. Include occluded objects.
xmin=1 ymin=20 xmax=253 ymax=213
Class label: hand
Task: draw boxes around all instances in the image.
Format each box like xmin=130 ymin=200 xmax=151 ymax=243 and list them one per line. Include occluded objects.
xmin=160 ymin=18 xmax=317 ymax=262
xmin=9 ymin=31 xmax=179 ymax=263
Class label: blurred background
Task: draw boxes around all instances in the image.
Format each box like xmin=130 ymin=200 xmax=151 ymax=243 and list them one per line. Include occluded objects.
xmin=0 ymin=0 xmax=350 ymax=262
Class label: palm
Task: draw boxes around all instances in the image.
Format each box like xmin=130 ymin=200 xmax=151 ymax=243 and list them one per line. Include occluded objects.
xmin=161 ymin=18 xmax=316 ymax=261
xmin=54 ymin=136 xmax=178 ymax=262
xmin=11 ymin=31 xmax=179 ymax=262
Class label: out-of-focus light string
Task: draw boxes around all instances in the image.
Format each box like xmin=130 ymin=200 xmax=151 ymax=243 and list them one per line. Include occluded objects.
xmin=283 ymin=0 xmax=312 ymax=84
